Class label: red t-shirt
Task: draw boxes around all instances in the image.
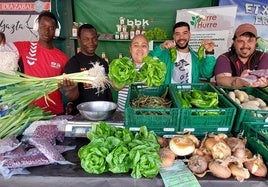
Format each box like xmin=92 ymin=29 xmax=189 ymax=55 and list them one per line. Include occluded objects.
xmin=14 ymin=41 xmax=68 ymax=115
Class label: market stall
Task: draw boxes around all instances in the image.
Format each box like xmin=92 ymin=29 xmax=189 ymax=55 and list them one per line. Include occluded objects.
xmin=0 ymin=136 xmax=267 ymax=187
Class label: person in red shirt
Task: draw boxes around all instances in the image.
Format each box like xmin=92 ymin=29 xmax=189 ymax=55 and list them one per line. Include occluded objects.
xmin=14 ymin=11 xmax=68 ymax=115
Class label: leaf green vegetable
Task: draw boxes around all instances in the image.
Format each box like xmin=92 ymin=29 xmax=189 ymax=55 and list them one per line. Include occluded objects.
xmin=138 ymin=56 xmax=166 ymax=87
xmin=78 ymin=139 xmax=109 ymax=174
xmin=144 ymin=27 xmax=167 ymax=41
xmin=106 ymin=144 xmax=131 ymax=173
xmin=108 ymin=57 xmax=137 ymax=88
xmin=79 ymin=122 xmax=161 ymax=178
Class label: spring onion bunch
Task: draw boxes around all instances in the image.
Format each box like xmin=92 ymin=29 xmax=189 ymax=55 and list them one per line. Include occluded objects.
xmin=0 ymin=106 xmax=54 ymax=138
xmin=0 ymin=62 xmax=109 ymax=114
xmin=0 ymin=62 xmax=109 ymax=138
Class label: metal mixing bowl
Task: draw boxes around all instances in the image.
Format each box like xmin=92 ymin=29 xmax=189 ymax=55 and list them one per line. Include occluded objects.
xmin=77 ymin=101 xmax=118 ymax=121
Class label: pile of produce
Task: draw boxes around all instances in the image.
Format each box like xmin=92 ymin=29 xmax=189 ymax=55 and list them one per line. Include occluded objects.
xmin=228 ymin=89 xmax=268 ymax=111
xmin=177 ymin=89 xmax=219 ymax=109
xmin=131 ymin=87 xmax=171 ymax=108
xmin=176 ymin=89 xmax=220 ymax=116
xmin=78 ymin=122 xmax=162 ymax=179
xmin=157 ymin=133 xmax=267 ymax=182
xmin=0 ymin=123 xmax=75 ymax=179
xmin=143 ymin=27 xmax=168 ymax=41
xmin=108 ymin=56 xmax=166 ymax=88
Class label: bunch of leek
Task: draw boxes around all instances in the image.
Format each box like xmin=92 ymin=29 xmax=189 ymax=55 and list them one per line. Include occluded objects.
xmin=0 ymin=62 xmax=109 ymax=114
xmin=0 ymin=106 xmax=54 ymax=138
xmin=0 ymin=63 xmax=109 ymax=138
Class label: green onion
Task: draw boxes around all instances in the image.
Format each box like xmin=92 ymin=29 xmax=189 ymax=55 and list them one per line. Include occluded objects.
xmin=0 ymin=62 xmax=109 ymax=113
xmin=0 ymin=62 xmax=109 ymax=138
xmin=0 ymin=106 xmax=54 ymax=138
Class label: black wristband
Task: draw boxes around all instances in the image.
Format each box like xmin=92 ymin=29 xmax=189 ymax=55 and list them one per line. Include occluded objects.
xmin=205 ymin=50 xmax=214 ymax=55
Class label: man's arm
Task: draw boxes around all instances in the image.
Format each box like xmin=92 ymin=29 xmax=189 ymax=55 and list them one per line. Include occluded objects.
xmin=216 ymin=73 xmax=251 ymax=88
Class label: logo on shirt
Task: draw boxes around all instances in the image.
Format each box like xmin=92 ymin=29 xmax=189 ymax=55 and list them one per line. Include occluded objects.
xmin=50 ymin=61 xmax=61 ymax=69
xmin=26 ymin=42 xmax=37 ymax=66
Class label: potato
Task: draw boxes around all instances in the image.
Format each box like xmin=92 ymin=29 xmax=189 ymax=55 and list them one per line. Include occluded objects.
xmin=260 ymin=106 xmax=268 ymax=110
xmin=254 ymin=98 xmax=266 ymax=107
xmin=234 ymin=90 xmax=245 ymax=102
xmin=248 ymin=95 xmax=256 ymax=100
xmin=241 ymin=102 xmax=259 ymax=110
xmin=228 ymin=91 xmax=236 ymax=101
xmin=235 ymin=98 xmax=241 ymax=105
xmin=240 ymin=90 xmax=249 ymax=101
xmin=243 ymin=100 xmax=260 ymax=107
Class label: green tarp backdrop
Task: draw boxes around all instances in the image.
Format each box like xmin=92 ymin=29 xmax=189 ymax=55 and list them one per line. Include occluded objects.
xmin=73 ymin=0 xmax=217 ymax=60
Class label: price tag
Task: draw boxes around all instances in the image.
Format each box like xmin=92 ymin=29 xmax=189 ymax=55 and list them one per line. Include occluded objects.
xmin=159 ymin=160 xmax=201 ymax=187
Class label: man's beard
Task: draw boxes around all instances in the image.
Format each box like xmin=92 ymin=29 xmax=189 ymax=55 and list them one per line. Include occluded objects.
xmin=176 ymin=42 xmax=188 ymax=50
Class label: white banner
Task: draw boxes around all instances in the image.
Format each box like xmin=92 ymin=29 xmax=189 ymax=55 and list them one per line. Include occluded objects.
xmin=176 ymin=5 xmax=238 ymax=58
xmin=219 ymin=0 xmax=268 ymax=52
xmin=0 ymin=0 xmax=51 ymax=42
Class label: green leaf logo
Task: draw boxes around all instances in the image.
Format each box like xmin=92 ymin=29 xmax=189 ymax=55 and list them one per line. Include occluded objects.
xmin=190 ymin=16 xmax=201 ymax=28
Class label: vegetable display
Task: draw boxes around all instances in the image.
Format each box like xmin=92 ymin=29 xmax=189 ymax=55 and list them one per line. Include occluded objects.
xmin=108 ymin=56 xmax=166 ymax=88
xmin=131 ymin=86 xmax=171 ymax=109
xmin=177 ymin=89 xmax=219 ymax=109
xmin=159 ymin=133 xmax=268 ymax=182
xmin=78 ymin=122 xmax=162 ymax=179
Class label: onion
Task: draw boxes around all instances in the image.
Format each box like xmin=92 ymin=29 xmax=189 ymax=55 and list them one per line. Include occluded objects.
xmin=229 ymin=163 xmax=250 ymax=182
xmin=226 ymin=137 xmax=246 ymax=152
xmin=204 ymin=137 xmax=217 ymax=151
xmin=188 ymin=155 xmax=208 ymax=175
xmin=157 ymin=136 xmax=169 ymax=148
xmin=244 ymin=154 xmax=267 ymax=177
xmin=158 ymin=147 xmax=176 ymax=168
xmin=208 ymin=159 xmax=231 ymax=179
xmin=232 ymin=148 xmax=246 ymax=159
xmin=184 ymin=134 xmax=200 ymax=147
xmin=169 ymin=136 xmax=195 ymax=156
xmin=211 ymin=141 xmax=231 ymax=160
xmin=244 ymin=148 xmax=253 ymax=159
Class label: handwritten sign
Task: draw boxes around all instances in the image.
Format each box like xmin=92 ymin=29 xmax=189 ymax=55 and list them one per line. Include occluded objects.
xmin=0 ymin=0 xmax=50 ymax=42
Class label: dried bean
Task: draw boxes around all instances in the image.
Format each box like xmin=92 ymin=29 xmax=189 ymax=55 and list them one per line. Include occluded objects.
xmin=28 ymin=137 xmax=72 ymax=165
xmin=32 ymin=124 xmax=58 ymax=145
xmin=2 ymin=154 xmax=50 ymax=169
xmin=0 ymin=135 xmax=21 ymax=154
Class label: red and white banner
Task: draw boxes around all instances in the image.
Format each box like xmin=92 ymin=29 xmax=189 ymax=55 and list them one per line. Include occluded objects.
xmin=0 ymin=0 xmax=51 ymax=42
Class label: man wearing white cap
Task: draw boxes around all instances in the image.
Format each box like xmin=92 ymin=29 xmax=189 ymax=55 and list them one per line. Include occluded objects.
xmin=214 ymin=23 xmax=268 ymax=88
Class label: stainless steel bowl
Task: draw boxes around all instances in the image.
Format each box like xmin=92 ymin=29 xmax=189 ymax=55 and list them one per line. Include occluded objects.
xmin=77 ymin=101 xmax=118 ymax=121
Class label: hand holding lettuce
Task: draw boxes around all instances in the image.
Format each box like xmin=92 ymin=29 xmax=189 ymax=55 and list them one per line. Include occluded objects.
xmin=108 ymin=56 xmax=166 ymax=88
xmin=108 ymin=57 xmax=137 ymax=88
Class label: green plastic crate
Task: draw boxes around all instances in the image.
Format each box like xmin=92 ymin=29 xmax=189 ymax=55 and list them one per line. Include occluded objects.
xmin=170 ymin=83 xmax=236 ymax=136
xmin=244 ymin=122 xmax=268 ymax=166
xmin=125 ymin=84 xmax=180 ymax=136
xmin=216 ymin=87 xmax=268 ymax=134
